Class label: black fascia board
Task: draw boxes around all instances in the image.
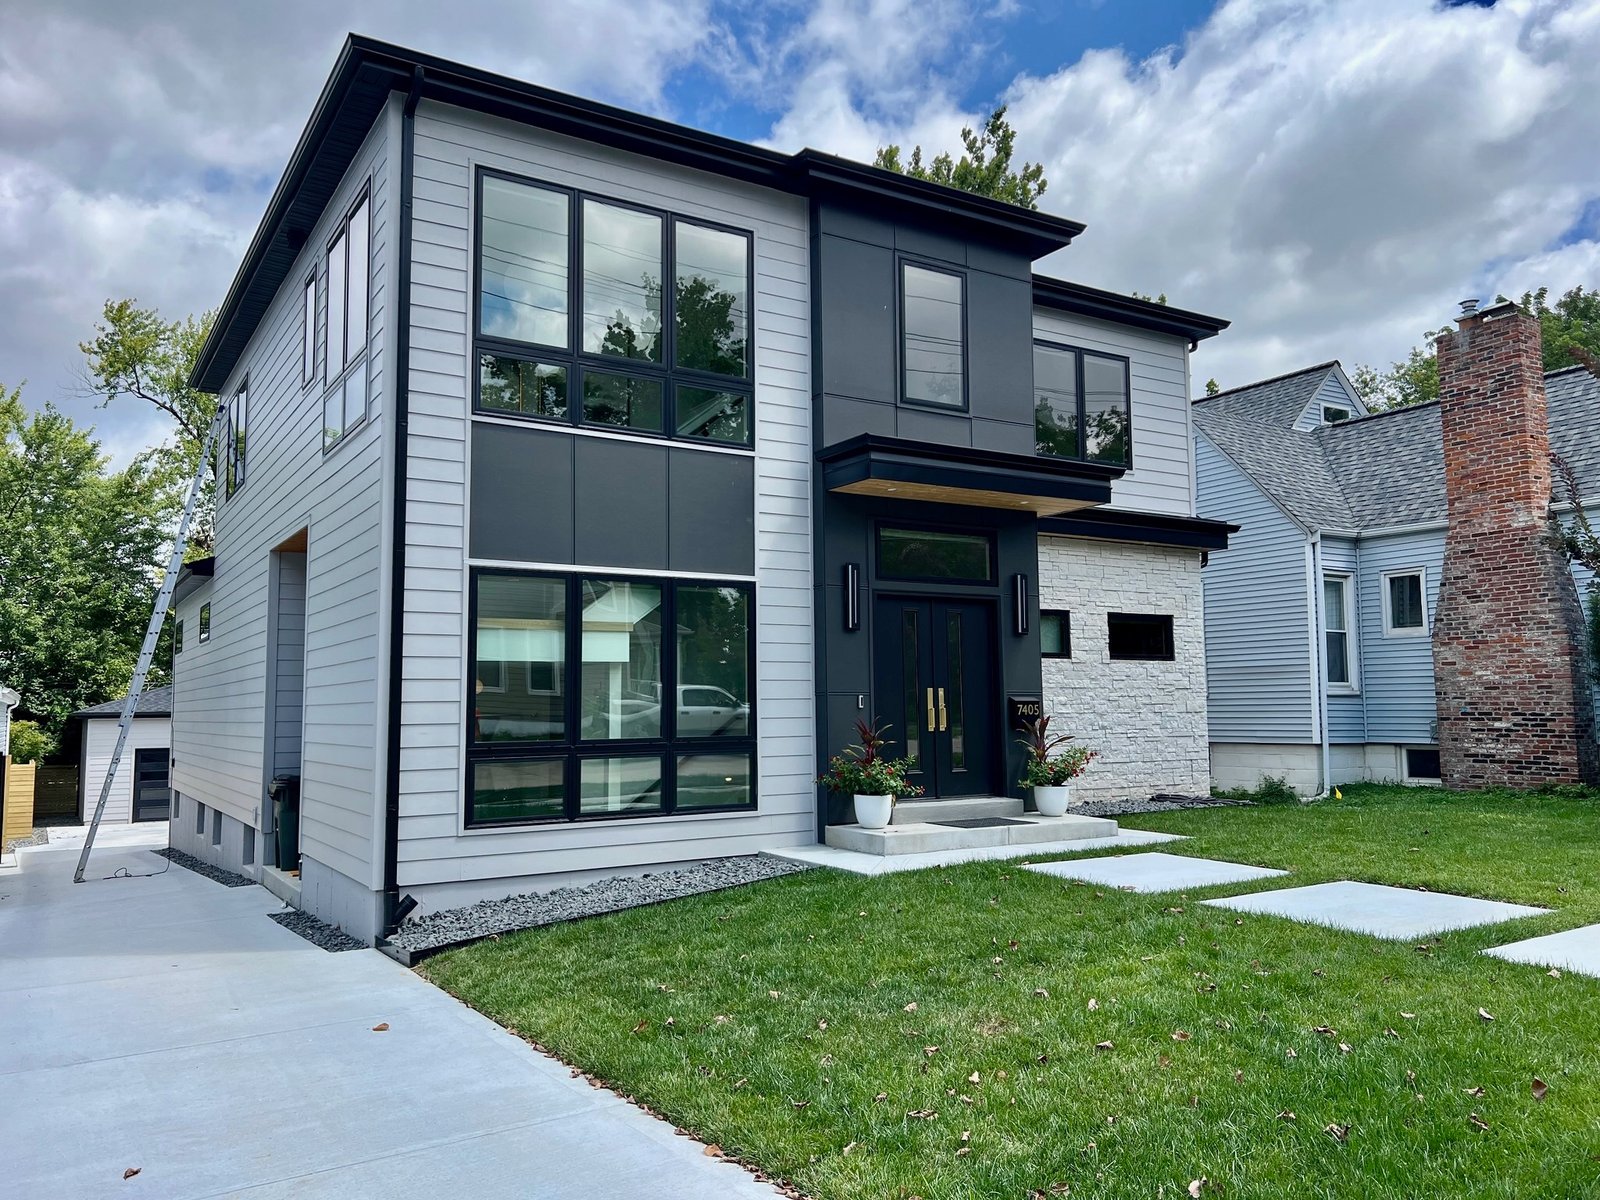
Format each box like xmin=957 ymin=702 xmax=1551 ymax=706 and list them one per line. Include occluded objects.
xmin=173 ymin=556 xmax=216 ymax=605
xmin=818 ymin=433 xmax=1119 ymax=506
xmin=1038 ymin=507 xmax=1238 ymax=550
xmin=1032 ymin=274 xmax=1230 ymax=343
xmin=192 ymin=34 xmax=1092 ymax=392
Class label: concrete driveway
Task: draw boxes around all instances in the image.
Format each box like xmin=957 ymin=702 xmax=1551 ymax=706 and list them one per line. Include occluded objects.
xmin=0 ymin=829 xmax=780 ymax=1199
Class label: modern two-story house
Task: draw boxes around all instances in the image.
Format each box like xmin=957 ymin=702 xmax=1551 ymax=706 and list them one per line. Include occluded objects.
xmin=166 ymin=36 xmax=1232 ymax=943
xmin=1195 ymin=326 xmax=1600 ymax=795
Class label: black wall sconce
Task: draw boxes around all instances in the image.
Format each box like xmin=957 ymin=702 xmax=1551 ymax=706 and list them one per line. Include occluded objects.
xmin=843 ymin=563 xmax=861 ymax=632
xmin=1012 ymin=573 xmax=1030 ymax=636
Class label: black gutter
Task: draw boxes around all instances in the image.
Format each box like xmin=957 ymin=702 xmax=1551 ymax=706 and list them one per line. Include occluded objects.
xmin=1032 ymin=274 xmax=1230 ymax=344
xmin=381 ymin=66 xmax=424 ymax=938
xmin=1038 ymin=507 xmax=1239 ymax=551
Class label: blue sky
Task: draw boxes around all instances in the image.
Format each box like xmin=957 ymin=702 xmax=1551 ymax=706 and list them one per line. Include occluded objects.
xmin=0 ymin=0 xmax=1593 ymax=465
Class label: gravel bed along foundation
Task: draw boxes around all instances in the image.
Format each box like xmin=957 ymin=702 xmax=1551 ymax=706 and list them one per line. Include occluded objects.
xmin=269 ymin=909 xmax=366 ymax=952
xmin=1074 ymin=792 xmax=1254 ymax=818
xmin=154 ymin=847 xmax=255 ymax=888
xmin=388 ymin=852 xmax=812 ymax=954
xmin=4 ymin=826 xmax=49 ymax=853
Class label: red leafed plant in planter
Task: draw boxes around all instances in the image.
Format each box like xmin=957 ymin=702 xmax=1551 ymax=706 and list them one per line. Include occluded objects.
xmin=818 ymin=717 xmax=923 ymax=829
xmin=1017 ymin=714 xmax=1097 ymax=816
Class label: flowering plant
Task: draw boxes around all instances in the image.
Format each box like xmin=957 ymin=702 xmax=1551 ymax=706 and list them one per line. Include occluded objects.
xmin=1017 ymin=714 xmax=1098 ymax=788
xmin=817 ymin=718 xmax=925 ymax=800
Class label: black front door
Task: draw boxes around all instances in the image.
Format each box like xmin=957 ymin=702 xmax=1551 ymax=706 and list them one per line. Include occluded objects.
xmin=873 ymin=597 xmax=997 ymax=798
xmin=131 ymin=747 xmax=171 ymax=822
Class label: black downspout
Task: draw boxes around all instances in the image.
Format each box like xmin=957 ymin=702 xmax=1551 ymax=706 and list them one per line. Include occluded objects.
xmin=382 ymin=66 xmax=424 ymax=937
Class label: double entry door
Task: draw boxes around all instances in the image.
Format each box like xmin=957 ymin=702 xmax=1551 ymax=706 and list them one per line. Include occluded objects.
xmin=872 ymin=597 xmax=997 ymax=799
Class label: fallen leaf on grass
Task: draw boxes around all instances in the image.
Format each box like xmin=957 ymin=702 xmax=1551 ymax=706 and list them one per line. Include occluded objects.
xmin=874 ymin=1092 xmax=888 ymax=1102
xmin=1469 ymin=1112 xmax=1490 ymax=1132
xmin=960 ymin=1130 xmax=971 ymax=1142
xmin=907 ymin=1109 xmax=938 ymax=1120
xmin=704 ymin=1144 xmax=722 ymax=1158
xmin=1384 ymin=1028 xmax=1400 ymax=1039
xmin=1533 ymin=1078 xmax=1549 ymax=1101
xmin=1277 ymin=1110 xmax=1296 ymax=1122
xmin=1325 ymin=1123 xmax=1350 ymax=1143
xmin=769 ymin=990 xmax=780 ymax=999
xmin=1094 ymin=1040 xmax=1115 ymax=1051
xmin=1338 ymin=1042 xmax=1353 ymax=1055
xmin=817 ymin=1019 xmax=828 ymax=1030
xmin=1188 ymin=1179 xmax=1208 ymax=1198
xmin=923 ymin=1046 xmax=940 ymax=1057
xmin=955 ymin=1147 xmax=972 ymax=1158
xmin=123 ymin=1168 xmax=141 ymax=1180
xmin=1087 ymin=997 xmax=1099 ymax=1011
xmin=903 ymin=1002 xmax=918 ymax=1012
xmin=1033 ymin=988 xmax=1050 ymax=999
xmin=1312 ymin=1025 xmax=1337 ymax=1037
xmin=1171 ymin=1030 xmax=1192 ymax=1043
xmin=843 ymin=1142 xmax=858 ymax=1156
xmin=1478 ymin=1008 xmax=1495 ymax=1023
xmin=1285 ymin=1047 xmax=1298 ymax=1060
xmin=968 ymin=1071 xmax=982 ymax=1085
xmin=792 ymin=1099 xmax=810 ymax=1109
xmin=665 ymin=1017 xmax=675 ymax=1027
xmin=630 ymin=1019 xmax=649 ymax=1035
xmin=1548 ymin=968 xmax=1562 ymax=979
xmin=371 ymin=1022 xmax=389 ymax=1032
xmin=1464 ymin=1086 xmax=1486 ymax=1098
xmin=734 ymin=1078 xmax=747 ymax=1089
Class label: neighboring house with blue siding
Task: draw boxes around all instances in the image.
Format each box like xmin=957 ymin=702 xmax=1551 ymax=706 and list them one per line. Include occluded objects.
xmin=166 ymin=35 xmax=1233 ymax=944
xmin=1194 ymin=360 xmax=1600 ymax=793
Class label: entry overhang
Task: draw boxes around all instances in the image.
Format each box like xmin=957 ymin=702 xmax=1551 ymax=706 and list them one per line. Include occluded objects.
xmin=818 ymin=434 xmax=1117 ymax=516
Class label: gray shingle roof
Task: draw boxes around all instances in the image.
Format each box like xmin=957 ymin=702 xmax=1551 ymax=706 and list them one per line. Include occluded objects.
xmin=73 ymin=685 xmax=173 ymax=720
xmin=1194 ymin=363 xmax=1600 ymax=531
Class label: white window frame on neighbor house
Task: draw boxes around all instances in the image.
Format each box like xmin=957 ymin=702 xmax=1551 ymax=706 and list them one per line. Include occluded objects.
xmin=1381 ymin=568 xmax=1428 ymax=638
xmin=1322 ymin=404 xmax=1352 ymax=425
xmin=1322 ymin=571 xmax=1358 ymax=693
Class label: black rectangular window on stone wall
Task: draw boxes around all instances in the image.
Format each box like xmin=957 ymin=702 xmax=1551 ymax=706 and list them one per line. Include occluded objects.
xmin=472 ymin=169 xmax=754 ymax=448
xmin=1041 ymin=611 xmax=1071 ymax=658
xmin=467 ymin=569 xmax=756 ymax=827
xmin=1107 ymin=612 xmax=1173 ymax=661
xmin=1034 ymin=341 xmax=1132 ymax=467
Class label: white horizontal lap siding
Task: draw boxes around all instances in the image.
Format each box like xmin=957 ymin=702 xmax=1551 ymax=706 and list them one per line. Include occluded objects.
xmin=1195 ymin=434 xmax=1314 ymax=742
xmin=1357 ymin=529 xmax=1443 ymax=745
xmin=171 ymin=99 xmax=398 ymax=889
xmin=396 ymin=103 xmax=813 ymax=889
xmin=1031 ymin=308 xmax=1195 ymax=516
xmin=80 ymin=718 xmax=170 ymax=823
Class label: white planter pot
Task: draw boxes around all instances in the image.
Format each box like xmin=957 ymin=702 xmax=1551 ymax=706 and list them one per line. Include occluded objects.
xmin=854 ymin=794 xmax=894 ymax=829
xmin=1033 ymin=784 xmax=1073 ymax=817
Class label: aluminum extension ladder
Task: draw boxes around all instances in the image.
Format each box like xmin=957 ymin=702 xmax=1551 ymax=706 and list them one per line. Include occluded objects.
xmin=74 ymin=402 xmax=226 ymax=883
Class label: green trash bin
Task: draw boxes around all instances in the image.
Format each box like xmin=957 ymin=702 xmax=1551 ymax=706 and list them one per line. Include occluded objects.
xmin=270 ymin=775 xmax=300 ymax=872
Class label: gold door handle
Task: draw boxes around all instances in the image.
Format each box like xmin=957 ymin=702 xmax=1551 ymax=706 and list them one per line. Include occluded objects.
xmin=937 ymin=687 xmax=948 ymax=732
xmin=926 ymin=687 xmax=936 ymax=732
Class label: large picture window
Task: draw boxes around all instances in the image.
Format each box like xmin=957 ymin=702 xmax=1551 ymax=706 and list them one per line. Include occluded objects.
xmin=472 ymin=170 xmax=754 ymax=448
xmin=467 ymin=569 xmax=756 ymax=826
xmin=1033 ymin=342 xmax=1132 ymax=467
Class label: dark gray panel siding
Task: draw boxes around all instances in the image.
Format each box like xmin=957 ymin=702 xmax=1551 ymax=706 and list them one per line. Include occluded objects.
xmin=669 ymin=449 xmax=756 ymax=576
xmin=573 ymin=438 xmax=669 ymax=569
xmin=468 ymin=423 xmax=574 ymax=564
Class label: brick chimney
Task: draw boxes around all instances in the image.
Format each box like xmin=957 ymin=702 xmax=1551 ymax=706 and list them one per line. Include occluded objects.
xmin=1431 ymin=300 xmax=1597 ymax=789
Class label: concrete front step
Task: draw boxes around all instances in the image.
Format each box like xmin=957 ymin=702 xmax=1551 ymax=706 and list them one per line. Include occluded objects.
xmin=826 ymin=812 xmax=1118 ymax=856
xmin=892 ymin=796 xmax=1024 ymax=825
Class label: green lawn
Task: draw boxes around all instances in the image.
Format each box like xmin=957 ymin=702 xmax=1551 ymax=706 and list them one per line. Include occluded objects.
xmin=422 ymin=787 xmax=1600 ymax=1200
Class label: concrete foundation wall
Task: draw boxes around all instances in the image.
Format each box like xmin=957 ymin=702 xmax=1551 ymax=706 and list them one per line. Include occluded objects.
xmin=1209 ymin=743 xmax=1321 ymax=795
xmin=168 ymin=792 xmax=258 ymax=877
xmin=1039 ymin=536 xmax=1211 ymax=802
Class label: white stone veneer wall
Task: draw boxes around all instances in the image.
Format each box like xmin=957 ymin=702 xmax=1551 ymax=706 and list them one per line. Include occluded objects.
xmin=1038 ymin=536 xmax=1211 ymax=801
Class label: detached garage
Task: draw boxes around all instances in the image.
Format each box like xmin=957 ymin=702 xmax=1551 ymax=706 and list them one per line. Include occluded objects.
xmin=74 ymin=686 xmax=172 ymax=823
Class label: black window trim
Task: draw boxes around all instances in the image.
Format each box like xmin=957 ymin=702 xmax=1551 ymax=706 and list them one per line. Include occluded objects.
xmin=1040 ymin=609 xmax=1072 ymax=659
xmin=322 ymin=181 xmax=374 ymax=456
xmin=1107 ymin=611 xmax=1174 ymax=662
xmin=301 ymin=270 xmax=318 ymax=389
xmin=465 ymin=566 xmax=759 ymax=828
xmin=897 ymin=255 xmax=969 ymax=413
xmin=1032 ymin=338 xmax=1135 ymax=470
xmin=223 ymin=377 xmax=247 ymax=500
xmin=470 ymin=166 xmax=756 ymax=449
xmin=874 ymin=521 xmax=996 ymax=585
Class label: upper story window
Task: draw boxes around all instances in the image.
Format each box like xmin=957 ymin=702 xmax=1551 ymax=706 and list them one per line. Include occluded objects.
xmin=224 ymin=382 xmax=247 ymax=498
xmin=1323 ymin=572 xmax=1356 ymax=690
xmin=1034 ymin=342 xmax=1132 ymax=467
xmin=1322 ymin=405 xmax=1352 ymax=424
xmin=323 ymin=187 xmax=372 ymax=452
xmin=301 ymin=273 xmax=317 ymax=387
xmin=1383 ymin=569 xmax=1427 ymax=637
xmin=198 ymin=603 xmax=212 ymax=644
xmin=473 ymin=169 xmax=754 ymax=448
xmin=900 ymin=262 xmax=965 ymax=408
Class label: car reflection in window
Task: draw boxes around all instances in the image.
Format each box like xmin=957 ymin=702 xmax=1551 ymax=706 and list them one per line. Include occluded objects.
xmin=677 ymin=685 xmax=748 ymax=737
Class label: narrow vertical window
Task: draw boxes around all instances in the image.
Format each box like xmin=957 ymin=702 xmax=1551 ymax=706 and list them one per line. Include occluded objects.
xmin=345 ymin=195 xmax=370 ymax=361
xmin=901 ymin=263 xmax=965 ymax=407
xmin=323 ymin=185 xmax=373 ymax=452
xmin=327 ymin=228 xmax=347 ymax=375
xmin=225 ymin=384 xmax=247 ymax=498
xmin=198 ymin=603 xmax=211 ymax=644
xmin=1323 ymin=574 xmax=1353 ymax=687
xmin=302 ymin=274 xmax=317 ymax=385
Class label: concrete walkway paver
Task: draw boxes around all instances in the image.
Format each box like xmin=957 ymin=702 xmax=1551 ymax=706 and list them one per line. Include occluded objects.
xmin=0 ymin=833 xmax=778 ymax=1200
xmin=1203 ymin=880 xmax=1549 ymax=939
xmin=1484 ymin=923 xmax=1600 ymax=977
xmin=1023 ymin=850 xmax=1286 ymax=892
xmin=769 ymin=828 xmax=1182 ymax=876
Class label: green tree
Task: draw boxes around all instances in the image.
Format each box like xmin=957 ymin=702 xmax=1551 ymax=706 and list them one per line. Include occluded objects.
xmin=79 ymin=299 xmax=217 ymax=554
xmin=874 ymin=107 xmax=1047 ymax=210
xmin=1351 ymin=340 xmax=1442 ymax=412
xmin=0 ymin=384 xmax=181 ymax=742
xmin=1204 ymin=378 xmax=1221 ymax=397
xmin=6 ymin=719 xmax=54 ymax=764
